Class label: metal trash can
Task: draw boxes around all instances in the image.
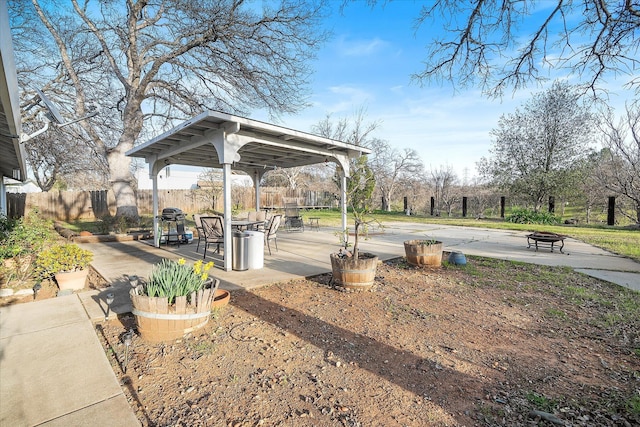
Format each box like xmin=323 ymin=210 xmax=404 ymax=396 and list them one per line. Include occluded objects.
xmin=232 ymin=231 xmax=249 ymax=271
xmin=245 ymin=230 xmax=264 ymax=270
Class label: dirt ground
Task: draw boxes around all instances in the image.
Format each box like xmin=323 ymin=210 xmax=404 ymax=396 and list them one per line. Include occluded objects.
xmin=92 ymin=256 xmax=640 ymax=427
xmin=0 ymin=267 xmax=108 ymax=306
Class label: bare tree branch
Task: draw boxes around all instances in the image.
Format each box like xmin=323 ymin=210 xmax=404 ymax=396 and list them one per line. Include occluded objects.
xmin=406 ymin=0 xmax=640 ymax=99
xmin=12 ymin=0 xmax=329 ymax=217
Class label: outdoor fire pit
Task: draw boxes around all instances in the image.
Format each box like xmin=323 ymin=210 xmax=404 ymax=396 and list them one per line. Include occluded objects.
xmin=526 ymin=231 xmax=566 ymax=253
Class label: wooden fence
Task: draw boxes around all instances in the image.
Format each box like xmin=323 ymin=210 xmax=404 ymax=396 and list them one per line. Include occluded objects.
xmin=7 ymin=188 xmax=338 ymax=220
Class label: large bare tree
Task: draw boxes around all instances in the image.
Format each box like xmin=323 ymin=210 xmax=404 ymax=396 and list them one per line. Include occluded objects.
xmin=410 ymin=0 xmax=640 ymax=98
xmin=310 ymin=108 xmax=380 ymax=189
xmin=368 ymin=138 xmax=423 ymax=211
xmin=10 ymin=0 xmax=328 ymax=218
xmin=311 ymin=108 xmax=381 ymax=148
xmin=427 ymin=164 xmax=458 ymax=216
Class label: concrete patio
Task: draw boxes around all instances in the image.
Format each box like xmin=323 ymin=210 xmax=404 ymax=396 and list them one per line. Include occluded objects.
xmin=78 ymin=221 xmax=640 ymax=322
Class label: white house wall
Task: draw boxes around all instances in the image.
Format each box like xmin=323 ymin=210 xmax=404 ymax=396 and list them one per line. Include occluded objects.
xmin=135 ymin=168 xmax=252 ymax=190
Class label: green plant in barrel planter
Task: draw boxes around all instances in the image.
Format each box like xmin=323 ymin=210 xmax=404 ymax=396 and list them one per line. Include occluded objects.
xmin=35 ymin=243 xmax=94 ymax=291
xmin=129 ymin=258 xmax=220 ymax=342
xmin=330 ymin=155 xmax=381 ymax=290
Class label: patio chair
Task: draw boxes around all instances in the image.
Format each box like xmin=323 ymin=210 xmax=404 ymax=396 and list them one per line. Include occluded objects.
xmin=284 ymin=203 xmax=304 ymax=232
xmin=193 ymin=214 xmax=205 ymax=253
xmin=200 ymin=216 xmax=224 ymax=259
xmin=265 ymin=214 xmax=282 ymax=255
xmin=256 ymin=210 xmax=268 ymax=231
xmin=247 ymin=211 xmax=258 ymax=221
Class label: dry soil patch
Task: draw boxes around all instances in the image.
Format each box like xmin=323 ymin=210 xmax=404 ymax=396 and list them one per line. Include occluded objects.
xmin=97 ymin=257 xmax=640 ymax=426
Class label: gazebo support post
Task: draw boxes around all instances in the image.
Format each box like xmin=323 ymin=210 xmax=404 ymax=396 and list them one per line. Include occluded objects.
xmin=222 ymin=163 xmax=233 ymax=271
xmin=253 ymin=169 xmax=263 ymax=211
xmin=341 ymin=173 xmax=348 ymax=247
xmin=149 ymin=160 xmax=163 ymax=248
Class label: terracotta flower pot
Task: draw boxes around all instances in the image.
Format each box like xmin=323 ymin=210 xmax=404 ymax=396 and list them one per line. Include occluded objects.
xmin=54 ymin=269 xmax=89 ymax=291
xmin=212 ymin=289 xmax=230 ymax=309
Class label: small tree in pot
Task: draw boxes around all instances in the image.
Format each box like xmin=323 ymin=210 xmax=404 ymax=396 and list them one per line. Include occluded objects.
xmin=331 ymin=155 xmax=380 ymax=290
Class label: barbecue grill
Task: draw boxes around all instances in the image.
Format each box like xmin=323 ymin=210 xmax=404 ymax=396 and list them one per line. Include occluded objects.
xmin=160 ymin=207 xmax=187 ymax=246
xmin=161 ymin=207 xmax=185 ymax=221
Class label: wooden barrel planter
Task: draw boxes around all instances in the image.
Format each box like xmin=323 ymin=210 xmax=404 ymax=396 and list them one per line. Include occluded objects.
xmin=404 ymin=240 xmax=443 ymax=267
xmin=130 ymin=280 xmax=218 ymax=343
xmin=330 ymin=252 xmax=379 ymax=290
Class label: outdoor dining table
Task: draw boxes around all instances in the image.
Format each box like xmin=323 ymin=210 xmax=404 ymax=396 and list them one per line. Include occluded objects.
xmin=231 ymin=220 xmax=265 ymax=231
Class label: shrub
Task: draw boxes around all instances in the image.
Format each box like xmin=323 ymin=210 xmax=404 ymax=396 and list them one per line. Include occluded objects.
xmin=35 ymin=243 xmax=94 ymax=277
xmin=0 ymin=210 xmax=55 ymax=259
xmin=506 ymin=208 xmax=561 ymax=225
xmin=0 ymin=211 xmax=56 ymax=287
xmin=97 ymin=214 xmax=131 ymax=234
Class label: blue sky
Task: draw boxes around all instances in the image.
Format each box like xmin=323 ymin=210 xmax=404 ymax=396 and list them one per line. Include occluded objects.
xmin=254 ymin=1 xmax=635 ymax=181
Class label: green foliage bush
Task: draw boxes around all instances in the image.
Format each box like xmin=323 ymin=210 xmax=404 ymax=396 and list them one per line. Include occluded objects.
xmin=35 ymin=243 xmax=94 ymax=277
xmin=506 ymin=208 xmax=561 ymax=225
xmin=1 ymin=211 xmax=56 ymax=287
xmin=0 ymin=210 xmax=55 ymax=259
xmin=97 ymin=214 xmax=132 ymax=234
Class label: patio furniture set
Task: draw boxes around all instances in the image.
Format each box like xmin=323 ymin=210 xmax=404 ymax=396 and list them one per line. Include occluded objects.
xmin=192 ymin=211 xmax=282 ymax=260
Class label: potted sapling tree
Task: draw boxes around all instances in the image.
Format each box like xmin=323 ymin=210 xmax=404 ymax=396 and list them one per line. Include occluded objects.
xmin=330 ymin=155 xmax=381 ymax=290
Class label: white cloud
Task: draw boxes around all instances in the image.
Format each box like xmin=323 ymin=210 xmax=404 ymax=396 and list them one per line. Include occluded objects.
xmin=310 ymin=85 xmax=375 ymax=113
xmin=337 ymin=36 xmax=389 ymax=56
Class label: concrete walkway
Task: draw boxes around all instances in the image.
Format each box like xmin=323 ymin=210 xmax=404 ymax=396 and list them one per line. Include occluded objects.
xmin=0 ymin=295 xmax=140 ymax=426
xmin=1 ymin=222 xmax=638 ymax=426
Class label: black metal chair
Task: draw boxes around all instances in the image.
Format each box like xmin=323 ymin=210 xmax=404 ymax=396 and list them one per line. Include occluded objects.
xmin=193 ymin=214 xmax=205 ymax=253
xmin=200 ymin=216 xmax=224 ymax=259
xmin=284 ymin=203 xmax=304 ymax=232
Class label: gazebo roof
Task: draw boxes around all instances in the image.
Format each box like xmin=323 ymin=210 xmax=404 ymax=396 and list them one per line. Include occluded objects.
xmin=127 ymin=110 xmax=367 ymax=272
xmin=126 ymin=110 xmax=370 ymax=172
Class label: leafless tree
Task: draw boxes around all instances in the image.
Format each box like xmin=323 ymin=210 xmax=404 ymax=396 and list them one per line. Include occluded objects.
xmin=571 ymin=152 xmax=610 ymax=224
xmin=261 ymin=163 xmax=334 ymax=193
xmin=397 ymin=170 xmax=429 ymax=214
xmin=10 ymin=0 xmax=329 ymax=219
xmin=311 ymin=108 xmax=381 ymax=193
xmin=428 ymin=164 xmax=458 ymax=216
xmin=478 ymin=81 xmax=596 ymax=211
xmin=21 ymin=122 xmax=108 ymax=191
xmin=194 ymin=169 xmax=224 ymax=212
xmin=264 ymin=167 xmax=306 ymax=191
xmin=596 ymin=104 xmax=640 ymax=223
xmin=465 ymin=182 xmax=501 ymax=218
xmin=409 ymin=0 xmax=640 ymax=98
xmin=368 ymin=139 xmax=423 ymax=211
xmin=311 ymin=107 xmax=381 ymax=148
